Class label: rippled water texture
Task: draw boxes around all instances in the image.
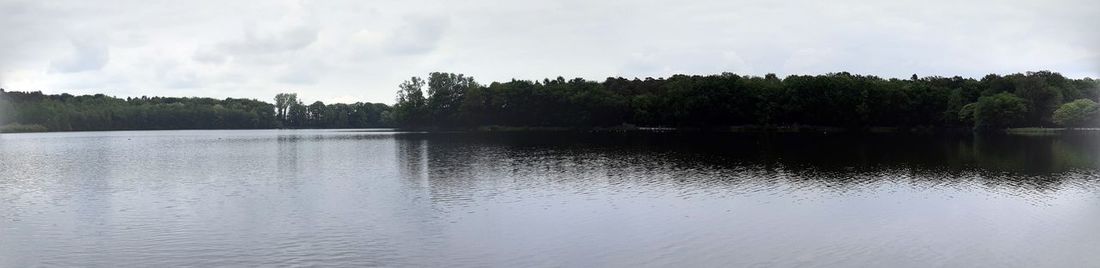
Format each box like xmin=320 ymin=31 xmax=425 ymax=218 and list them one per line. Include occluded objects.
xmin=1 ymin=130 xmax=1099 ymax=267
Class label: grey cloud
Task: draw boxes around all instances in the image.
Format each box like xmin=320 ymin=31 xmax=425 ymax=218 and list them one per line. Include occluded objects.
xmin=161 ymin=70 xmax=200 ymax=89
xmin=49 ymin=39 xmax=109 ymax=73
xmin=622 ymin=49 xmax=753 ymax=78
xmin=192 ymin=49 xmax=227 ymax=64
xmin=167 ymin=76 xmax=200 ymax=89
xmin=0 ymin=1 xmax=66 ymax=77
xmin=278 ymin=68 xmax=320 ymax=85
xmin=276 ymin=60 xmax=327 ymax=85
xmin=385 ymin=15 xmax=450 ymax=55
xmin=225 ymin=24 xmax=319 ymax=54
xmin=194 ymin=23 xmax=320 ymax=64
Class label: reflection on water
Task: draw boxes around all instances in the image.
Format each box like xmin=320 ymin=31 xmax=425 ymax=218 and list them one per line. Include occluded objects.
xmin=1 ymin=130 xmax=1098 ymax=267
xmin=399 ymin=132 xmax=1100 ymax=195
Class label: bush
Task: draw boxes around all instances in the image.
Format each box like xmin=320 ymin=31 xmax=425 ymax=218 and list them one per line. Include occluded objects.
xmin=1053 ymin=99 xmax=1099 ymax=128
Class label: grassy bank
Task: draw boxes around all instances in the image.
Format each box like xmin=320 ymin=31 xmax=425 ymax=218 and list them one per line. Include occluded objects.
xmin=0 ymin=124 xmax=49 ymax=133
xmin=405 ymin=125 xmax=972 ymax=134
xmin=1004 ymin=127 xmax=1100 ymax=136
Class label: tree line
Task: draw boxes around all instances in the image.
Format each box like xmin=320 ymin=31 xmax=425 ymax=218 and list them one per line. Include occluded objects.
xmin=270 ymin=93 xmax=392 ymax=129
xmin=0 ymin=89 xmax=392 ymax=132
xmin=392 ymin=71 xmax=1099 ymax=130
xmin=2 ymin=71 xmax=1097 ymax=133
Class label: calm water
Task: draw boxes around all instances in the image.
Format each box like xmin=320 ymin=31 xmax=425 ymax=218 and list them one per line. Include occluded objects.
xmin=1 ymin=130 xmax=1099 ymax=267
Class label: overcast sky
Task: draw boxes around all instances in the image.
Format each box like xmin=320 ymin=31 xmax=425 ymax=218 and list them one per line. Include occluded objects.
xmin=0 ymin=0 xmax=1096 ymax=104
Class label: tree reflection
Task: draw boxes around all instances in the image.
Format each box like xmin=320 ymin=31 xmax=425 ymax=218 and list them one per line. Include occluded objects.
xmin=392 ymin=132 xmax=1100 ymax=203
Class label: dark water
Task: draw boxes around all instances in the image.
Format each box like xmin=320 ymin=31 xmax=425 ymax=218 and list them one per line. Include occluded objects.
xmin=1 ymin=130 xmax=1099 ymax=267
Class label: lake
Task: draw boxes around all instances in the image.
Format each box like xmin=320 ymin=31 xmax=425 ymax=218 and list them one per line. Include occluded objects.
xmin=1 ymin=130 xmax=1098 ymax=267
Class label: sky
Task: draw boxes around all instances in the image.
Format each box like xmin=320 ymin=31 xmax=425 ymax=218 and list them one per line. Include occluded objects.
xmin=0 ymin=0 xmax=1096 ymax=104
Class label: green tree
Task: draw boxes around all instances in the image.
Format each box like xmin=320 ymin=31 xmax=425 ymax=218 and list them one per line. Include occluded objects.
xmin=1052 ymin=99 xmax=1099 ymax=128
xmin=973 ymin=93 xmax=1028 ymax=130
xmin=308 ymin=101 xmax=326 ymax=127
xmin=274 ymin=93 xmax=297 ymax=123
xmin=0 ymin=90 xmax=10 ymax=126
xmin=1012 ymin=71 xmax=1064 ymax=126
xmin=394 ymin=77 xmax=428 ymax=127
xmin=287 ymin=100 xmax=307 ymax=128
xmin=958 ymin=102 xmax=977 ymax=124
xmin=426 ymin=72 xmax=478 ymax=126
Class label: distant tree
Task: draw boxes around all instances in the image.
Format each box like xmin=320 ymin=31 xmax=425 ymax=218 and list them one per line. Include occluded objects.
xmin=287 ymin=100 xmax=307 ymax=128
xmin=274 ymin=93 xmax=297 ymax=124
xmin=272 ymin=95 xmax=391 ymax=129
xmin=980 ymin=74 xmax=1014 ymax=96
xmin=1074 ymin=78 xmax=1100 ymax=100
xmin=958 ymin=102 xmax=977 ymax=124
xmin=0 ymin=93 xmax=9 ymax=126
xmin=974 ymin=93 xmax=1028 ymax=130
xmin=308 ymin=101 xmax=326 ymax=127
xmin=426 ymin=72 xmax=478 ymax=126
xmin=1012 ymin=71 xmax=1064 ymax=126
xmin=1053 ymin=99 xmax=1099 ymax=128
xmin=394 ymin=77 xmax=428 ymax=127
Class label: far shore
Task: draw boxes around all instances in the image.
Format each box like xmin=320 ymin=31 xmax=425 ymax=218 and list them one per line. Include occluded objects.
xmin=393 ymin=125 xmax=1100 ymax=135
xmin=6 ymin=123 xmax=1100 ymax=135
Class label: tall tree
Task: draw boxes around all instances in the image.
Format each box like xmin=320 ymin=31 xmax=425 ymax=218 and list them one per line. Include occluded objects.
xmin=427 ymin=72 xmax=478 ymax=126
xmin=1012 ymin=71 xmax=1064 ymax=126
xmin=274 ymin=93 xmax=298 ymax=124
xmin=394 ymin=77 xmax=428 ymax=127
xmin=308 ymin=101 xmax=326 ymax=127
xmin=286 ymin=99 xmax=307 ymax=128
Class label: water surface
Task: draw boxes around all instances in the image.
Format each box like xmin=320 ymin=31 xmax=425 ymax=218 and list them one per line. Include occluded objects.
xmin=1 ymin=130 xmax=1098 ymax=267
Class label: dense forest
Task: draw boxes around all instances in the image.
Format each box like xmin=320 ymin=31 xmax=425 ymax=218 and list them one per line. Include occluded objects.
xmin=0 ymin=89 xmax=392 ymax=132
xmin=392 ymin=71 xmax=1099 ymax=131
xmin=1 ymin=71 xmax=1097 ymax=133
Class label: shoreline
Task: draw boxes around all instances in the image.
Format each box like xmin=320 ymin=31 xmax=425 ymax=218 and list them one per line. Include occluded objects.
xmin=5 ymin=124 xmax=1100 ymax=135
xmin=393 ymin=125 xmax=1100 ymax=135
